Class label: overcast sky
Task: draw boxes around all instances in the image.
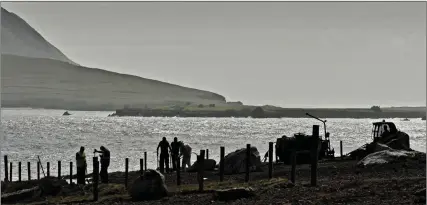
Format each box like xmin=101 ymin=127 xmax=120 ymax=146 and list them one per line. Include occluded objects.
xmin=2 ymin=2 xmax=426 ymax=108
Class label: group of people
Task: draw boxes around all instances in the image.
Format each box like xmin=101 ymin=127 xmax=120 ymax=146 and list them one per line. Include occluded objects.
xmin=75 ymin=146 xmax=110 ymax=185
xmin=75 ymin=137 xmax=192 ymax=185
xmin=156 ymin=137 xmax=192 ymax=174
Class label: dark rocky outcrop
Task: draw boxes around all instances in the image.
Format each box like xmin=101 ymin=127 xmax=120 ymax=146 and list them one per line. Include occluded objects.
xmin=0 ymin=177 xmax=67 ymax=204
xmin=187 ymin=159 xmax=217 ymax=172
xmin=62 ymin=111 xmax=71 ymax=116
xmin=220 ymin=147 xmax=262 ymax=175
xmin=213 ymin=187 xmax=255 ymax=201
xmin=128 ymin=169 xmax=168 ymax=201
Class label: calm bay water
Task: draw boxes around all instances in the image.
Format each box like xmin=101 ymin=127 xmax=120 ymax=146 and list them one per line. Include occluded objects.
xmin=1 ymin=108 xmax=425 ymax=181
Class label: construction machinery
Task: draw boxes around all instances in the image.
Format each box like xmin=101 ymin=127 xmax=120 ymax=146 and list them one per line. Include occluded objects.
xmin=275 ymin=113 xmax=335 ymax=164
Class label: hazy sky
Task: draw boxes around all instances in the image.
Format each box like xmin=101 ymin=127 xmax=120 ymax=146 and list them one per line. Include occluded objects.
xmin=2 ymin=2 xmax=426 ymax=108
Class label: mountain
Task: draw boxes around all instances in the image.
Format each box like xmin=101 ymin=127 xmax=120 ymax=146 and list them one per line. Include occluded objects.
xmin=1 ymin=8 xmax=227 ymax=111
xmin=1 ymin=8 xmax=77 ymax=65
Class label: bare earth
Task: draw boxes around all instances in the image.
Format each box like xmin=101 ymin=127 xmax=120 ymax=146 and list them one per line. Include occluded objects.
xmin=6 ymin=158 xmax=423 ymax=205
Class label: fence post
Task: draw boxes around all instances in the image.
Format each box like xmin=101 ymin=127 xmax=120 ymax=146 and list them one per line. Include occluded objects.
xmin=311 ymin=125 xmax=319 ymax=186
xmin=198 ymin=150 xmax=205 ymax=192
xmin=18 ymin=161 xmax=22 ymax=182
xmin=70 ymin=162 xmax=73 ymax=185
xmin=4 ymin=155 xmax=8 ymax=182
xmin=245 ymin=144 xmax=251 ymax=182
xmin=125 ymin=158 xmax=129 ymax=188
xmin=220 ymin=146 xmax=225 ymax=182
xmin=177 ymin=155 xmax=181 ymax=186
xmin=37 ymin=162 xmax=40 ymax=180
xmin=291 ymin=149 xmax=296 ymax=184
xmin=144 ymin=152 xmax=147 ymax=171
xmin=93 ymin=157 xmax=99 ymax=201
xmin=58 ymin=161 xmax=61 ymax=180
xmin=9 ymin=162 xmax=12 ymax=182
xmin=47 ymin=162 xmax=50 ymax=177
xmin=268 ymin=142 xmax=273 ymax=179
xmin=340 ymin=140 xmax=343 ymax=159
xmin=206 ymin=149 xmax=209 ymax=159
xmin=27 ymin=162 xmax=31 ymax=181
xmin=140 ymin=158 xmax=143 ymax=176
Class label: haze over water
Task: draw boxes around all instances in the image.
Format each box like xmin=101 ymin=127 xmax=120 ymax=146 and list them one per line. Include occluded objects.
xmin=1 ymin=108 xmax=426 ymax=181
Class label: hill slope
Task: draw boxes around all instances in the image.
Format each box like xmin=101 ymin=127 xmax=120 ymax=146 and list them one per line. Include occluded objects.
xmin=1 ymin=54 xmax=226 ymax=111
xmin=0 ymin=8 xmax=227 ymax=110
xmin=1 ymin=7 xmax=77 ymax=65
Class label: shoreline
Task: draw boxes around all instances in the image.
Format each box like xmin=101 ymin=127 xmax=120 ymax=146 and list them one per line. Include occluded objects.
xmin=111 ymin=107 xmax=425 ymax=119
xmin=2 ymin=106 xmax=425 ymax=119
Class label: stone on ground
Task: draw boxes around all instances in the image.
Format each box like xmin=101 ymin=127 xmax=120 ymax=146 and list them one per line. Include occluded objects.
xmin=128 ymin=169 xmax=168 ymax=201
xmin=357 ymin=150 xmax=426 ymax=167
xmin=220 ymin=146 xmax=262 ymax=174
xmin=213 ymin=187 xmax=255 ymax=201
xmin=187 ymin=159 xmax=217 ymax=172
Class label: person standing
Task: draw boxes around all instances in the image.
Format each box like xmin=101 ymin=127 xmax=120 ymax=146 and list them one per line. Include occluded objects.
xmin=157 ymin=137 xmax=172 ymax=173
xmin=179 ymin=143 xmax=192 ymax=172
xmin=76 ymin=146 xmax=87 ymax=185
xmin=94 ymin=146 xmax=110 ymax=183
xmin=170 ymin=137 xmax=181 ymax=171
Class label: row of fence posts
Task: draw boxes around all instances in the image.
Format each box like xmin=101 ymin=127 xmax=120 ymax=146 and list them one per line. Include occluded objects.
xmin=3 ymin=125 xmax=347 ymax=201
xmin=3 ymin=152 xmax=150 ymax=185
xmin=2 ymin=159 xmax=67 ymax=182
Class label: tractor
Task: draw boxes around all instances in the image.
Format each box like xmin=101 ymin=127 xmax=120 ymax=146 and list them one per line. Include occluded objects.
xmin=348 ymin=120 xmax=411 ymax=160
xmin=275 ymin=113 xmax=335 ymax=164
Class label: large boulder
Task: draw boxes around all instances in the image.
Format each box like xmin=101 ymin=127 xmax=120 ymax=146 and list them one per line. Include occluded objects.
xmin=187 ymin=159 xmax=217 ymax=172
xmin=39 ymin=177 xmax=67 ymax=196
xmin=1 ymin=186 xmax=41 ymax=204
xmin=220 ymin=147 xmax=262 ymax=175
xmin=128 ymin=169 xmax=168 ymax=201
xmin=357 ymin=150 xmax=426 ymax=167
xmin=213 ymin=187 xmax=255 ymax=201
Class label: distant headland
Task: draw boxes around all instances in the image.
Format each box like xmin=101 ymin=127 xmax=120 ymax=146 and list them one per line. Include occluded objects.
xmin=109 ymin=105 xmax=426 ymax=119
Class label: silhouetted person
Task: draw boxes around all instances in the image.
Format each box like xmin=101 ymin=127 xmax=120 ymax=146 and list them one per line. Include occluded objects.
xmin=76 ymin=146 xmax=87 ymax=185
xmin=179 ymin=142 xmax=192 ymax=172
xmin=381 ymin=125 xmax=390 ymax=137
xmin=170 ymin=137 xmax=181 ymax=171
xmin=157 ymin=137 xmax=172 ymax=173
xmin=94 ymin=146 xmax=110 ymax=183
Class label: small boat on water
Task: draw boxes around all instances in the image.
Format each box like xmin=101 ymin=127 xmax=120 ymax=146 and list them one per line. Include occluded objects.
xmin=63 ymin=111 xmax=71 ymax=116
xmin=402 ymin=118 xmax=410 ymax=121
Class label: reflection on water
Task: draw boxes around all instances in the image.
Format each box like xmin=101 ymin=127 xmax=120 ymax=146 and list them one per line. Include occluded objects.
xmin=1 ymin=108 xmax=425 ymax=181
